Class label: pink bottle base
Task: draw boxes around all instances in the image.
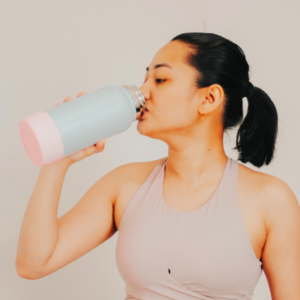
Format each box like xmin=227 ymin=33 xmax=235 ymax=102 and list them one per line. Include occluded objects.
xmin=19 ymin=111 xmax=64 ymax=167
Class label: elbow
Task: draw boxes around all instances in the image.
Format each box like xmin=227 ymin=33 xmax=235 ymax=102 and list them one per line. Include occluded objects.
xmin=16 ymin=267 xmax=36 ymax=280
xmin=15 ymin=260 xmax=41 ymax=280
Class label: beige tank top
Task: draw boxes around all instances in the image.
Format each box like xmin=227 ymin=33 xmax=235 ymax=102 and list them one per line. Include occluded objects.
xmin=115 ymin=156 xmax=263 ymax=300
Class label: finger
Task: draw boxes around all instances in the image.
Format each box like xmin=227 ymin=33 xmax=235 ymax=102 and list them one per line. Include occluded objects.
xmin=76 ymin=91 xmax=87 ymax=98
xmin=94 ymin=139 xmax=105 ymax=149
xmin=63 ymin=96 xmax=73 ymax=103
xmin=99 ymin=139 xmax=106 ymax=147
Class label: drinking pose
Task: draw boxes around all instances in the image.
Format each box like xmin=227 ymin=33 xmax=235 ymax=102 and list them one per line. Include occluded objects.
xmin=16 ymin=32 xmax=300 ymax=300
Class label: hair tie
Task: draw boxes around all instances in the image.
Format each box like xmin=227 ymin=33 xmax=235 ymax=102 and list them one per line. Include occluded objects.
xmin=245 ymin=82 xmax=254 ymax=98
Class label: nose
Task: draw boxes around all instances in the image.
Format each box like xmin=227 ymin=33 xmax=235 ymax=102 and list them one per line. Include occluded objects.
xmin=139 ymin=84 xmax=150 ymax=101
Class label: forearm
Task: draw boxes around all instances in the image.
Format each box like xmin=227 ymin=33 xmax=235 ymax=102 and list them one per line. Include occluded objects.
xmin=16 ymin=162 xmax=70 ymax=274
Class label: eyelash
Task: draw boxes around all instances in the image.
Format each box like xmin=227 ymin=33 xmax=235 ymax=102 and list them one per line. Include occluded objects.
xmin=143 ymin=79 xmax=166 ymax=84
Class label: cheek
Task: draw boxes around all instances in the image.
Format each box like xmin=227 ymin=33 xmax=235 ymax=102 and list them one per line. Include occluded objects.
xmin=151 ymin=87 xmax=198 ymax=127
xmin=159 ymin=105 xmax=196 ymax=128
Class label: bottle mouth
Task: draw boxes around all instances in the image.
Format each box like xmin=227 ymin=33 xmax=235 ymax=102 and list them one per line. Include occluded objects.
xmin=121 ymin=85 xmax=146 ymax=120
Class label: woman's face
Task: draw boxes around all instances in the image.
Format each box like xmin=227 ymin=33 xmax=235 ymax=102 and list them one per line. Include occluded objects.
xmin=137 ymin=40 xmax=205 ymax=141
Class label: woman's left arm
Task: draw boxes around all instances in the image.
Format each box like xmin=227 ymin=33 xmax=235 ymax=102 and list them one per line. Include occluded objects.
xmin=261 ymin=177 xmax=300 ymax=300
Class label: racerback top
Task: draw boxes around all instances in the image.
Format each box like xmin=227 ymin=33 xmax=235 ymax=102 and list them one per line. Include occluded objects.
xmin=115 ymin=156 xmax=263 ymax=300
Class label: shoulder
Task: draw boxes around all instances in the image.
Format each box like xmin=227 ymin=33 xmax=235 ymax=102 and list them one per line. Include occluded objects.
xmin=260 ymin=174 xmax=299 ymax=233
xmin=237 ymin=161 xmax=299 ymax=232
xmin=111 ymin=157 xmax=165 ymax=205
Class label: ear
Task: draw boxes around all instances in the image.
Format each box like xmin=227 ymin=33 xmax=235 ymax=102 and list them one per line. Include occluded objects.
xmin=198 ymin=84 xmax=225 ymax=115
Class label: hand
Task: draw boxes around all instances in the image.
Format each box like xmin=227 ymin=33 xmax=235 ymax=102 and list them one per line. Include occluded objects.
xmin=52 ymin=91 xmax=106 ymax=168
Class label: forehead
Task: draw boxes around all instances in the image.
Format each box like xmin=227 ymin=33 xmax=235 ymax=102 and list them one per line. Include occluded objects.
xmin=150 ymin=41 xmax=191 ymax=70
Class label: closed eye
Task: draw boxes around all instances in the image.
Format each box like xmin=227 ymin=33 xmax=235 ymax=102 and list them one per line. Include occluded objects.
xmin=143 ymin=79 xmax=166 ymax=84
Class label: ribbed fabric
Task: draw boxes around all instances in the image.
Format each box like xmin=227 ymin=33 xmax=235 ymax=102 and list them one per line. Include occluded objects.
xmin=115 ymin=156 xmax=262 ymax=300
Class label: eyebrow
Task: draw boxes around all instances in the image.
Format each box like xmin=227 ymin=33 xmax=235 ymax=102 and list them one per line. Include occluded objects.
xmin=146 ymin=63 xmax=172 ymax=72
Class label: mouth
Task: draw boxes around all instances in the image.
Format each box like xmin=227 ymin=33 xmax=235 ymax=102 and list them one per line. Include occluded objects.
xmin=140 ymin=108 xmax=149 ymax=118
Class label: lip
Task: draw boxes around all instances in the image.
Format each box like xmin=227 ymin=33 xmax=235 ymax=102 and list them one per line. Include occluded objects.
xmin=140 ymin=108 xmax=149 ymax=118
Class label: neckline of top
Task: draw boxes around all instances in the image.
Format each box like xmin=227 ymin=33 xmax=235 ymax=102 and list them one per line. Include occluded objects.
xmin=159 ymin=156 xmax=231 ymax=213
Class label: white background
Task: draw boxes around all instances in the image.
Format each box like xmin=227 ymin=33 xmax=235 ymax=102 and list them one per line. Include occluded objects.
xmin=1 ymin=0 xmax=299 ymax=299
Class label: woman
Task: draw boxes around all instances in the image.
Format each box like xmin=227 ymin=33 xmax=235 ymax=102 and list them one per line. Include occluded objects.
xmin=16 ymin=33 xmax=300 ymax=300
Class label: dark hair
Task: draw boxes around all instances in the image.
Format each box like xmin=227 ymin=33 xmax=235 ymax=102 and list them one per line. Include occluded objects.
xmin=170 ymin=32 xmax=278 ymax=168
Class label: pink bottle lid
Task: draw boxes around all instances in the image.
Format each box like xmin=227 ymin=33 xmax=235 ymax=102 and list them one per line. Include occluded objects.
xmin=19 ymin=111 xmax=64 ymax=167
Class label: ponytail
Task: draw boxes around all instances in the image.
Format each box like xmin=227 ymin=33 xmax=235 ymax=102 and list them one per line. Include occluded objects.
xmin=234 ymin=86 xmax=278 ymax=167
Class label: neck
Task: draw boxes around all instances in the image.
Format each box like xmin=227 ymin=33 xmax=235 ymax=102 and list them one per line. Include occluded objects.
xmin=164 ymin=131 xmax=228 ymax=186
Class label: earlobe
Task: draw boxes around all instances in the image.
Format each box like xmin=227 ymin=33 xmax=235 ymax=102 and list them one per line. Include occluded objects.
xmin=199 ymin=109 xmax=205 ymax=120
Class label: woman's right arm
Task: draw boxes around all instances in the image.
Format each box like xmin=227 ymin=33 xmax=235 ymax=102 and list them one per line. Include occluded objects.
xmin=16 ymin=162 xmax=71 ymax=278
xmin=15 ymin=91 xmax=116 ymax=279
xmin=15 ymin=161 xmax=119 ymax=280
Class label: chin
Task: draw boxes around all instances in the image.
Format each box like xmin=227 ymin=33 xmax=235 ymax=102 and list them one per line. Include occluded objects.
xmin=137 ymin=121 xmax=157 ymax=138
xmin=137 ymin=121 xmax=148 ymax=136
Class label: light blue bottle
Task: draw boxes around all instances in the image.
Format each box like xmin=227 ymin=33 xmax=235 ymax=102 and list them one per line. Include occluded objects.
xmin=19 ymin=85 xmax=146 ymax=167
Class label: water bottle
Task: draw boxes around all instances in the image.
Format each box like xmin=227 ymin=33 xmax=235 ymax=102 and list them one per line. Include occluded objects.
xmin=19 ymin=85 xmax=146 ymax=167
